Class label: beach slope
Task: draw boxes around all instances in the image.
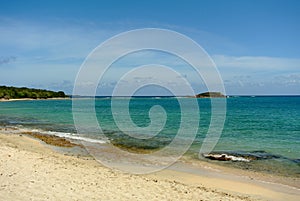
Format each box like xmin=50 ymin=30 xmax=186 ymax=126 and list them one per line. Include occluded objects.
xmin=0 ymin=133 xmax=298 ymax=201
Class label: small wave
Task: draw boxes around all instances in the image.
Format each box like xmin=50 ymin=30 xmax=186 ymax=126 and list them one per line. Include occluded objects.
xmin=0 ymin=126 xmax=108 ymax=144
xmin=44 ymin=131 xmax=108 ymax=144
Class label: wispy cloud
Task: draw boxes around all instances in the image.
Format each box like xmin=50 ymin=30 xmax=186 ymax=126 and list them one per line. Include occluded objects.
xmin=0 ymin=17 xmax=121 ymax=62
xmin=0 ymin=17 xmax=120 ymax=90
xmin=0 ymin=56 xmax=16 ymax=65
xmin=0 ymin=17 xmax=299 ymax=95
xmin=211 ymin=55 xmax=300 ymax=95
xmin=213 ymin=55 xmax=300 ymax=72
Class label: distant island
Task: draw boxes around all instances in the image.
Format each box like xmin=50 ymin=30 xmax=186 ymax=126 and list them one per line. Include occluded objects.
xmin=0 ymin=86 xmax=68 ymax=100
xmin=195 ymin=92 xmax=226 ymax=98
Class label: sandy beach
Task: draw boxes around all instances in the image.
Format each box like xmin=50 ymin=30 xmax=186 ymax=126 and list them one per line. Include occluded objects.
xmin=0 ymin=97 xmax=70 ymax=102
xmin=1 ymin=0 xmax=299 ymax=200
xmin=0 ymin=132 xmax=299 ymax=201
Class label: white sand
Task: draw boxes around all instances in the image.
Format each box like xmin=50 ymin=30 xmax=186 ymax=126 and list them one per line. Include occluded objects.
xmin=0 ymin=134 xmax=299 ymax=201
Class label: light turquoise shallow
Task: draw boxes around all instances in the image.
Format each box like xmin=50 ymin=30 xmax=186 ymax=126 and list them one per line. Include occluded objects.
xmin=0 ymin=96 xmax=299 ymax=176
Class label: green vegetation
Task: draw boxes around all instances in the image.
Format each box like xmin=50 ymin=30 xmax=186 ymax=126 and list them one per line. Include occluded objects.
xmin=0 ymin=86 xmax=68 ymax=99
xmin=195 ymin=92 xmax=226 ymax=98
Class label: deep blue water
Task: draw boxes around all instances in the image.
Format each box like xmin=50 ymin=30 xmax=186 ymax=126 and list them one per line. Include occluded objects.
xmin=0 ymin=96 xmax=299 ymax=176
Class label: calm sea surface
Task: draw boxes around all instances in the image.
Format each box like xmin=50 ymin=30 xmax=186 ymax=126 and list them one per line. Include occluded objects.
xmin=0 ymin=96 xmax=299 ymax=177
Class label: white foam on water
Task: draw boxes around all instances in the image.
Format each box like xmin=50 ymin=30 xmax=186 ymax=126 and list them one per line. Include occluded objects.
xmin=2 ymin=126 xmax=108 ymax=145
xmin=45 ymin=131 xmax=108 ymax=144
xmin=204 ymin=153 xmax=251 ymax=162
xmin=228 ymin=155 xmax=250 ymax=162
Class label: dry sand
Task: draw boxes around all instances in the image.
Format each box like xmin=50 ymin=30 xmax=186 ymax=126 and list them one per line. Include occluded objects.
xmin=0 ymin=133 xmax=299 ymax=201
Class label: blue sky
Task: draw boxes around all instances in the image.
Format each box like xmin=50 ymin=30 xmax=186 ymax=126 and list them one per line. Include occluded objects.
xmin=0 ymin=0 xmax=299 ymax=95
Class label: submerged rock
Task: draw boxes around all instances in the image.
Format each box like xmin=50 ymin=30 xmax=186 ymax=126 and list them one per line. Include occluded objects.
xmin=203 ymin=151 xmax=283 ymax=162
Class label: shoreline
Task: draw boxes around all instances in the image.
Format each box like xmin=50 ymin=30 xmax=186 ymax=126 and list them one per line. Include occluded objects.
xmin=0 ymin=97 xmax=70 ymax=102
xmin=1 ymin=126 xmax=299 ymax=188
xmin=1 ymin=132 xmax=299 ymax=200
xmin=1 ymin=127 xmax=299 ymax=184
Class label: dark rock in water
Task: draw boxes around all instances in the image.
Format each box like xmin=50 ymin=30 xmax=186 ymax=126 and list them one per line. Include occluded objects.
xmin=204 ymin=154 xmax=233 ymax=161
xmin=203 ymin=153 xmax=250 ymax=162
xmin=242 ymin=151 xmax=281 ymax=160
xmin=108 ymin=131 xmax=172 ymax=153
xmin=292 ymin=159 xmax=300 ymax=165
xmin=202 ymin=151 xmax=300 ymax=177
xmin=203 ymin=150 xmax=283 ymax=162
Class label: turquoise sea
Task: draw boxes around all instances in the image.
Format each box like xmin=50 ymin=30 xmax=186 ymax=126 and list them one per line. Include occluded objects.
xmin=0 ymin=96 xmax=299 ymax=177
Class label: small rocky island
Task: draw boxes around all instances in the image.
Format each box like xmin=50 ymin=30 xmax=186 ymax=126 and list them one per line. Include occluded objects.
xmin=195 ymin=92 xmax=226 ymax=98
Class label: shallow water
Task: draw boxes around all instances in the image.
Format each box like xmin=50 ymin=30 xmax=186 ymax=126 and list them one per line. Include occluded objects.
xmin=0 ymin=96 xmax=299 ymax=177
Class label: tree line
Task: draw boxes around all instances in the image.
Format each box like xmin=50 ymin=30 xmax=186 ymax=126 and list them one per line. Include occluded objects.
xmin=0 ymin=86 xmax=68 ymax=99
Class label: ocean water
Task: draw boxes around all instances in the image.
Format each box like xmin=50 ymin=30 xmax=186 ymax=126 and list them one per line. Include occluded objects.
xmin=0 ymin=96 xmax=299 ymax=177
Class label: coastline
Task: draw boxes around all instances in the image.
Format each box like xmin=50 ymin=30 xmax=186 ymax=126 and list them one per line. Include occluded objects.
xmin=0 ymin=132 xmax=299 ymax=201
xmin=0 ymin=97 xmax=70 ymax=102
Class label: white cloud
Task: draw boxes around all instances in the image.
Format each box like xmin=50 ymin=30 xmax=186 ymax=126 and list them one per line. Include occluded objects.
xmin=0 ymin=56 xmax=16 ymax=66
xmin=0 ymin=17 xmax=119 ymax=62
xmin=208 ymin=55 xmax=300 ymax=95
xmin=273 ymin=74 xmax=300 ymax=85
xmin=213 ymin=55 xmax=300 ymax=71
xmin=1 ymin=17 xmax=299 ymax=95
